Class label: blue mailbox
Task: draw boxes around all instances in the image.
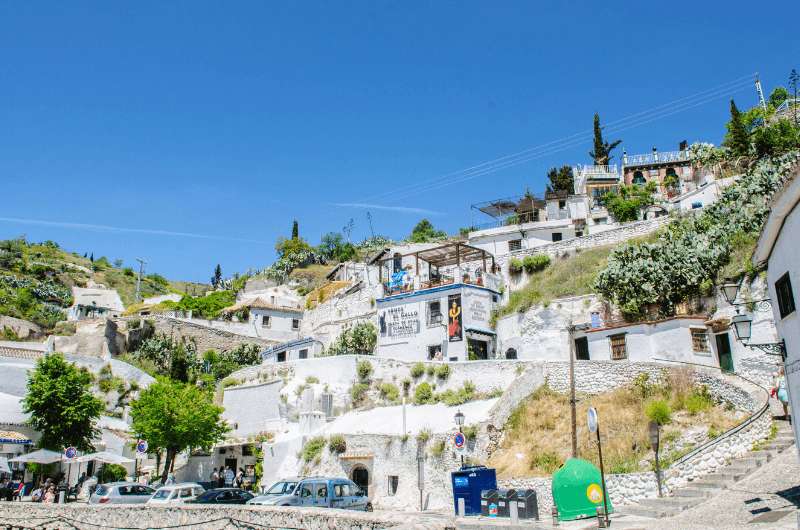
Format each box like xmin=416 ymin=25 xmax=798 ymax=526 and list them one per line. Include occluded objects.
xmin=451 ymin=465 xmax=497 ymax=516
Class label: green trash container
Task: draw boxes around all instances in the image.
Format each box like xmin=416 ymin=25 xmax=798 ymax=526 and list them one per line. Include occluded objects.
xmin=551 ymin=458 xmax=613 ymax=521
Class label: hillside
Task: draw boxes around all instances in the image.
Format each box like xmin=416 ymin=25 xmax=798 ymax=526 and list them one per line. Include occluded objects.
xmin=0 ymin=237 xmax=207 ymax=331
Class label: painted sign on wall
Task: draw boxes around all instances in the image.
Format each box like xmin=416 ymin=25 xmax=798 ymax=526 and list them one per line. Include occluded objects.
xmin=468 ymin=296 xmax=489 ymax=322
xmin=382 ymin=306 xmax=420 ymax=338
xmin=448 ymin=294 xmax=463 ymax=342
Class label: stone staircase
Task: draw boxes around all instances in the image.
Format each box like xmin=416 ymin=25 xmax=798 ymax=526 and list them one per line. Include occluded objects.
xmin=621 ymin=421 xmax=795 ymax=519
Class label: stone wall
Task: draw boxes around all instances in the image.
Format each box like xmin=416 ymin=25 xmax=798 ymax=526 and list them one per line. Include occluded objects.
xmin=0 ymin=503 xmax=438 ymax=530
xmin=0 ymin=339 xmax=48 ymax=359
xmin=496 ymin=216 xmax=670 ymax=268
xmin=301 ymin=281 xmax=381 ymax=348
xmin=0 ymin=315 xmax=42 ymax=339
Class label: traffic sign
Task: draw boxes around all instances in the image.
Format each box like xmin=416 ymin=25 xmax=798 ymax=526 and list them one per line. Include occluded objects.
xmin=136 ymin=439 xmax=148 ymax=454
xmin=64 ymin=446 xmax=77 ymax=459
xmin=453 ymin=431 xmax=466 ymax=453
xmin=587 ymin=407 xmax=598 ymax=434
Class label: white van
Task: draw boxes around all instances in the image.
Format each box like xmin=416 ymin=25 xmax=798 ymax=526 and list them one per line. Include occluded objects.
xmin=146 ymin=482 xmax=205 ymax=505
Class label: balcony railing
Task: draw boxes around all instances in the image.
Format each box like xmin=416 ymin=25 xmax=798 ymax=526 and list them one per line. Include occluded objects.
xmin=574 ymin=164 xmax=619 ymax=177
xmin=624 ymin=150 xmax=689 ymax=167
xmin=382 ymin=270 xmax=501 ymax=297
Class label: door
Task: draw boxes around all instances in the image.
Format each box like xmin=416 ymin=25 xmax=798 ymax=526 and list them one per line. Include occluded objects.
xmin=575 ymin=337 xmax=589 ymax=361
xmin=467 ymin=339 xmax=488 ymax=360
xmin=352 ymin=467 xmax=369 ymax=497
xmin=716 ymin=333 xmax=734 ymax=372
xmin=313 ymin=482 xmax=329 ymax=507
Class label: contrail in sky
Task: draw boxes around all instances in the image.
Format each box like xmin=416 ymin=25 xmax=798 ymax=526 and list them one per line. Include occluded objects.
xmin=333 ymin=202 xmax=442 ymax=216
xmin=0 ymin=216 xmax=267 ymax=244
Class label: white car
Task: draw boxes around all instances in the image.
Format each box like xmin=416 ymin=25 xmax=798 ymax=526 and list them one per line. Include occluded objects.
xmin=146 ymin=483 xmax=205 ymax=505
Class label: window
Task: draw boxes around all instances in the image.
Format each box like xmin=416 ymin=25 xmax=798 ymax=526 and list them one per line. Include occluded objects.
xmin=299 ymin=348 xmax=308 ymax=359
xmin=558 ymin=200 xmax=566 ymax=209
xmin=691 ymin=329 xmax=710 ymax=353
xmin=292 ymin=318 xmax=300 ymax=330
xmin=179 ymin=488 xmax=193 ymax=498
xmin=315 ymin=483 xmax=328 ymax=498
xmin=242 ymin=444 xmax=254 ymax=456
xmin=428 ymin=300 xmax=442 ymax=326
xmin=575 ymin=231 xmax=583 ymax=237
xmin=632 ymin=171 xmax=645 ymax=185
xmin=334 ymin=483 xmax=352 ymax=497
xmin=552 ymin=233 xmax=563 ymax=242
xmin=392 ymin=253 xmax=402 ymax=273
xmin=277 ymin=351 xmax=286 ymax=362
xmin=776 ymin=272 xmax=796 ymax=319
xmin=508 ymin=239 xmax=522 ymax=252
xmin=427 ymin=344 xmax=442 ymax=360
xmin=595 ymin=217 xmax=608 ymax=225
xmin=387 ymin=476 xmax=399 ymax=496
xmin=261 ymin=315 xmax=271 ymax=328
xmin=609 ymin=334 xmax=627 ymax=360
xmin=299 ymin=484 xmax=313 ymax=497
xmin=505 ymin=348 xmax=517 ymax=360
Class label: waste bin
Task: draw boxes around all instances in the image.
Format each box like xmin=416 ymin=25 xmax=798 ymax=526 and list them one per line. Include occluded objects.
xmin=480 ymin=489 xmax=499 ymax=517
xmin=497 ymin=488 xmax=516 ymax=517
xmin=451 ymin=466 xmax=497 ymax=516
xmin=515 ymin=489 xmax=539 ymax=520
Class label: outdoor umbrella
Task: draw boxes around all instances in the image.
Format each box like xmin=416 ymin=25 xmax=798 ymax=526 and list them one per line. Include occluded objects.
xmin=9 ymin=448 xmax=62 ymax=464
xmin=0 ymin=456 xmax=10 ymax=474
xmin=75 ymin=451 xmax=133 ymax=465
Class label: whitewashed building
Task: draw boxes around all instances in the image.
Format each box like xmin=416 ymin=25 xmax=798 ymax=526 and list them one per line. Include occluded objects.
xmin=754 ymin=161 xmax=800 ymax=445
xmin=261 ymin=337 xmax=324 ymax=362
xmin=221 ymin=297 xmax=304 ymax=343
xmin=373 ymin=242 xmax=502 ymax=361
xmin=68 ymin=287 xmax=125 ymax=321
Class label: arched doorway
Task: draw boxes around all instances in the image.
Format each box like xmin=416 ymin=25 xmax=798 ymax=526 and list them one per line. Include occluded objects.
xmin=352 ymin=466 xmax=369 ymax=496
xmin=632 ymin=171 xmax=645 ymax=185
xmin=505 ymin=348 xmax=518 ymax=360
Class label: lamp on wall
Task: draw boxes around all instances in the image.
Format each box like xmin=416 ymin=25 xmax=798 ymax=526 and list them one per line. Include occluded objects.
xmin=454 ymin=410 xmax=465 ymax=429
xmin=719 ymin=278 xmax=773 ymax=311
xmin=720 ymin=280 xmax=742 ymax=305
xmin=728 ymin=310 xmax=786 ymax=360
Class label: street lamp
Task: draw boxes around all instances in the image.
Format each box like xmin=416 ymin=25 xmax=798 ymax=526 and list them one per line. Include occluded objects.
xmin=728 ymin=310 xmax=787 ymax=360
xmin=720 ymin=280 xmax=741 ymax=305
xmin=719 ymin=278 xmax=774 ymax=311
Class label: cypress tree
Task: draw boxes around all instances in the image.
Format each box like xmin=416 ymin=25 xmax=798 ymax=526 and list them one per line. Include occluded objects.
xmin=725 ymin=99 xmax=751 ymax=157
xmin=589 ymin=113 xmax=621 ymax=165
xmin=291 ymin=220 xmax=299 ymax=240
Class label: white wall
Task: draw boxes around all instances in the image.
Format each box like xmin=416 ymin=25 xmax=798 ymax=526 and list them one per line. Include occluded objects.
xmin=469 ymin=220 xmax=578 ymax=257
xmin=222 ymin=380 xmax=282 ymax=437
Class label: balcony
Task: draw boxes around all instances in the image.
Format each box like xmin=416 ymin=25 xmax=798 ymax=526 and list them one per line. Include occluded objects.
xmin=624 ymin=150 xmax=689 ymax=167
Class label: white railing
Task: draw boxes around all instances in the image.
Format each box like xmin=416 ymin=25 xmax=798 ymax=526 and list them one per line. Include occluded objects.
xmin=624 ymin=150 xmax=688 ymax=166
xmin=574 ymin=164 xmax=619 ymax=176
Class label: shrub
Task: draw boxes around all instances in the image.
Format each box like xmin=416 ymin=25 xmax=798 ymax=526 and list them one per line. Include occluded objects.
xmin=416 ymin=428 xmax=431 ymax=445
xmin=631 ymin=373 xmax=655 ymax=399
xmin=430 ymin=439 xmax=446 ymax=457
xmin=414 ymin=382 xmax=435 ymax=405
xmin=509 ymin=258 xmax=523 ymax=274
xmin=410 ymin=362 xmax=425 ymax=379
xmin=379 ymin=382 xmax=400 ymax=403
xmin=426 ymin=365 xmax=435 ymax=377
xmin=328 ymin=434 xmax=347 ymax=454
xmin=523 ymin=254 xmax=550 ymax=274
xmin=437 ymin=381 xmax=477 ymax=406
xmin=98 ymin=463 xmax=128 ymax=483
xmin=325 ymin=322 xmax=378 ymax=356
xmin=401 ymin=378 xmax=412 ymax=396
xmin=302 ymin=436 xmax=326 ymax=462
xmin=128 ymin=318 xmax=141 ymax=330
xmin=435 ymin=364 xmax=450 ymax=380
xmin=356 ymin=360 xmax=373 ymax=382
xmin=462 ymin=424 xmax=478 ymax=441
xmin=529 ymin=451 xmax=562 ymax=474
xmin=221 ymin=377 xmax=240 ymax=388
xmin=686 ymin=387 xmax=714 ymax=415
xmin=350 ymin=382 xmax=369 ymax=405
xmin=645 ymin=399 xmax=672 ymax=425
xmin=305 ymin=376 xmax=319 ymax=385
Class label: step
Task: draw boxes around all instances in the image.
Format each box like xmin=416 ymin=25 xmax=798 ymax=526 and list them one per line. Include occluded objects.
xmin=690 ymin=478 xmax=732 ymax=489
xmin=620 ymin=503 xmax=681 ymax=519
xmin=637 ymin=497 xmax=704 ymax=511
xmin=673 ymin=487 xmax=713 ymax=498
xmin=749 ymin=450 xmax=778 ymax=461
xmin=736 ymin=455 xmax=770 ymax=466
xmin=703 ymin=471 xmax=746 ymax=482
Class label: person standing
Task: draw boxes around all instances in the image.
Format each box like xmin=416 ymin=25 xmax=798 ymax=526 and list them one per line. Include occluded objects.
xmin=224 ymin=466 xmax=234 ymax=487
xmin=234 ymin=468 xmax=244 ymax=488
xmin=210 ymin=467 xmax=219 ymax=487
xmin=775 ymin=367 xmax=790 ymax=420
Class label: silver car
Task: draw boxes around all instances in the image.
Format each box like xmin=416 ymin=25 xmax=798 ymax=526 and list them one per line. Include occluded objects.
xmin=89 ymin=482 xmax=156 ymax=504
xmin=247 ymin=478 xmax=301 ymax=505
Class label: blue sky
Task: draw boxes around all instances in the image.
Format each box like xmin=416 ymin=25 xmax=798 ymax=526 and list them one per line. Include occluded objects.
xmin=1 ymin=1 xmax=798 ymax=283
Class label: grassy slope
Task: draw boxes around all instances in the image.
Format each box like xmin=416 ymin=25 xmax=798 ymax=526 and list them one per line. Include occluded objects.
xmin=488 ymin=371 xmax=740 ymax=477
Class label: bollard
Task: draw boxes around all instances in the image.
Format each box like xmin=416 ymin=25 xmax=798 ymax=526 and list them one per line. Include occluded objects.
xmin=596 ymin=506 xmax=606 ymax=528
xmin=552 ymin=505 xmax=559 ymax=526
xmin=58 ymin=490 xmax=65 ymax=504
xmin=510 ymin=500 xmax=519 ymax=524
xmin=457 ymin=497 xmax=465 ymax=517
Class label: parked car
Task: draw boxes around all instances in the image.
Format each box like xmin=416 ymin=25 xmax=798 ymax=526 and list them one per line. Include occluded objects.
xmin=187 ymin=488 xmax=254 ymax=504
xmin=247 ymin=478 xmax=301 ymax=505
xmin=88 ymin=482 xmax=156 ymax=505
xmin=146 ymin=482 xmax=205 ymax=505
xmin=249 ymin=477 xmax=371 ymax=511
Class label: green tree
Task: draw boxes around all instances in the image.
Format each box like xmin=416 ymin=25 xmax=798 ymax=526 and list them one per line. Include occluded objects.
xmin=22 ymin=353 xmax=103 ymax=451
xmin=326 ymin=322 xmax=378 ymax=355
xmin=790 ymin=69 xmax=799 ymax=126
xmin=723 ymin=99 xmax=751 ymax=157
xmin=545 ymin=165 xmax=575 ymax=193
xmin=130 ymin=379 xmax=229 ymax=483
xmin=589 ymin=113 xmax=621 ymax=165
xmin=291 ymin=220 xmax=299 ymax=240
xmin=211 ymin=264 xmax=222 ymax=288
xmin=408 ymin=219 xmax=447 ymax=243
xmin=602 ymin=182 xmax=656 ymax=223
xmin=769 ymin=86 xmax=789 ymax=108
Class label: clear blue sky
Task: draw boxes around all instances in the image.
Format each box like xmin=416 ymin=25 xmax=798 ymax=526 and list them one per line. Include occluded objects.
xmin=1 ymin=1 xmax=797 ymax=283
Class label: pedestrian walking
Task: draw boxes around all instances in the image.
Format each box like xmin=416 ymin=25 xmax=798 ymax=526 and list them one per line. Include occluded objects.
xmin=210 ymin=467 xmax=219 ymax=486
xmin=774 ymin=367 xmax=790 ymax=420
xmin=224 ymin=466 xmax=234 ymax=487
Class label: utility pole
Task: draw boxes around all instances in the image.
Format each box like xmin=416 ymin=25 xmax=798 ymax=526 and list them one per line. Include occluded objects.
xmin=568 ymin=321 xmax=578 ymax=458
xmin=134 ymin=258 xmax=147 ymax=303
xmin=755 ymin=75 xmax=768 ymax=114
xmin=366 ymin=211 xmax=375 ymax=238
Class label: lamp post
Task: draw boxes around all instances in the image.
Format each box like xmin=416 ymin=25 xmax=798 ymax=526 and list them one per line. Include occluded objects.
xmin=587 ymin=408 xmax=609 ymax=527
xmin=648 ymin=422 xmax=663 ymax=498
xmin=454 ymin=410 xmax=466 ymax=468
xmin=720 ymin=280 xmax=787 ymax=361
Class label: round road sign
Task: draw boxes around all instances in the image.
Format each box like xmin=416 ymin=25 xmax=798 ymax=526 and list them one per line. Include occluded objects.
xmin=64 ymin=446 xmax=77 ymax=459
xmin=136 ymin=440 xmax=148 ymax=454
xmin=587 ymin=407 xmax=598 ymax=434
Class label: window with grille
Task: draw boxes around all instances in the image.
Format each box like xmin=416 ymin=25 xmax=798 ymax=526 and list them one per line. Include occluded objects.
xmin=691 ymin=329 xmax=710 ymax=353
xmin=776 ymin=272 xmax=796 ymax=319
xmin=427 ymin=300 xmax=442 ymax=326
xmin=292 ymin=318 xmax=300 ymax=330
xmin=261 ymin=315 xmax=271 ymax=328
xmin=609 ymin=334 xmax=627 ymax=360
xmin=387 ymin=476 xmax=399 ymax=496
xmin=508 ymin=239 xmax=522 ymax=252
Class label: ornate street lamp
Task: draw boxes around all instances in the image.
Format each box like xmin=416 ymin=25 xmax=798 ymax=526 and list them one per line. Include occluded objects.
xmin=720 ymin=280 xmax=741 ymax=305
xmin=729 ymin=311 xmax=787 ymax=360
xmin=454 ymin=410 xmax=465 ymax=430
xmin=719 ymin=278 xmax=773 ymax=311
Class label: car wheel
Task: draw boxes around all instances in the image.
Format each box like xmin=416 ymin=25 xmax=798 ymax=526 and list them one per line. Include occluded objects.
xmin=365 ymin=503 xmax=373 ymax=512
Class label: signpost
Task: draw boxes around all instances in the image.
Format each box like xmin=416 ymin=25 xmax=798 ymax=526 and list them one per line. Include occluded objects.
xmin=417 ymin=443 xmax=425 ymax=512
xmin=587 ymin=408 xmax=610 ymax=527
xmin=648 ymin=422 xmax=663 ymax=497
xmin=63 ymin=447 xmax=77 ymax=501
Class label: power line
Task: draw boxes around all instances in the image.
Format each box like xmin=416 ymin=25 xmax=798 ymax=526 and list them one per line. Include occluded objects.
xmin=383 ymin=77 xmax=754 ymax=202
xmin=359 ymin=73 xmax=755 ymax=203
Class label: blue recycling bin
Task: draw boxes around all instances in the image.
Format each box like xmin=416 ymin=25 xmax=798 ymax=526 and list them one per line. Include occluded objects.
xmin=451 ymin=466 xmax=497 ymax=516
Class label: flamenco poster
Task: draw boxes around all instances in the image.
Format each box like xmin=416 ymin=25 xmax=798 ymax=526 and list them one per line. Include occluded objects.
xmin=448 ymin=294 xmax=462 ymax=342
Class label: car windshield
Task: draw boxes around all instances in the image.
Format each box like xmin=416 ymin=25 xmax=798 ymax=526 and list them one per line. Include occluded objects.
xmin=267 ymin=481 xmax=295 ymax=494
xmin=152 ymin=489 xmax=172 ymax=500
xmin=94 ymin=485 xmax=108 ymax=496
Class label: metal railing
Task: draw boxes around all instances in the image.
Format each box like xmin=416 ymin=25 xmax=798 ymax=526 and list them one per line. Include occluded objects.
xmin=624 ymin=150 xmax=689 ymax=166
